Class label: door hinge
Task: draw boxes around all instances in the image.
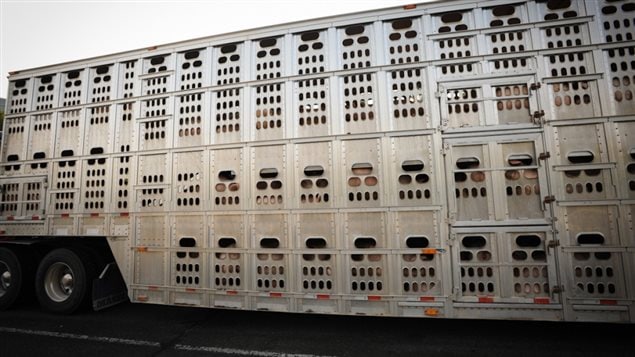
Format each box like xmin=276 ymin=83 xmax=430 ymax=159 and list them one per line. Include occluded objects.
xmin=530 ymin=82 xmax=542 ymax=91
xmin=543 ymin=195 xmax=556 ymax=204
xmin=539 ymin=152 xmax=551 ymax=160
xmin=551 ymin=285 xmax=563 ymax=299
xmin=547 ymin=240 xmax=559 ymax=249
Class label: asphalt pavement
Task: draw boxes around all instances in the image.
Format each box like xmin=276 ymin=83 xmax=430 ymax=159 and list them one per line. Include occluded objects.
xmin=0 ymin=301 xmax=632 ymax=357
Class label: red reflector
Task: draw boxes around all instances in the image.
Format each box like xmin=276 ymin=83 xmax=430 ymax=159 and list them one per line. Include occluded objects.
xmin=226 ymin=290 xmax=238 ymax=295
xmin=317 ymin=294 xmax=330 ymax=300
xmin=270 ymin=292 xmax=282 ymax=298
xmin=120 ymin=212 xmax=130 ymax=217
xmin=478 ymin=297 xmax=494 ymax=303
xmin=419 ymin=296 xmax=435 ymax=302
xmin=600 ymin=299 xmax=617 ymax=305
xmin=90 ymin=213 xmax=99 ymax=217
xmin=32 ymin=216 xmax=40 ymax=220
xmin=148 ymin=286 xmax=159 ymax=290
xmin=185 ymin=288 xmax=196 ymax=293
xmin=534 ymin=297 xmax=550 ymax=304
xmin=368 ymin=295 xmax=382 ymax=301
xmin=7 ymin=216 xmax=14 ymax=221
xmin=403 ymin=4 xmax=416 ymax=10
xmin=61 ymin=213 xmax=70 ymax=218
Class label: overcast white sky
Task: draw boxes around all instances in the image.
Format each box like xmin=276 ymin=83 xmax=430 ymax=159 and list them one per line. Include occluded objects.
xmin=0 ymin=0 xmax=421 ymax=99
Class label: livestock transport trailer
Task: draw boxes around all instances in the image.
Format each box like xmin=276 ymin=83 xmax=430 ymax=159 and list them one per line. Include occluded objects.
xmin=1 ymin=0 xmax=634 ymax=322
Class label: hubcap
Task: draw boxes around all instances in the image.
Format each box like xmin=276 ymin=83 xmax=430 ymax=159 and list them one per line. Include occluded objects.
xmin=44 ymin=262 xmax=74 ymax=302
xmin=0 ymin=262 xmax=10 ymax=297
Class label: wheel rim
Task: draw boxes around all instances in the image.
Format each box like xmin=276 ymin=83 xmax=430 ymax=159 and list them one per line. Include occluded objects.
xmin=0 ymin=261 xmax=11 ymax=298
xmin=44 ymin=262 xmax=74 ymax=302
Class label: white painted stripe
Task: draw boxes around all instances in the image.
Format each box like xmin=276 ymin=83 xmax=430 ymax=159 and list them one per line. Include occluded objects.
xmin=174 ymin=344 xmax=336 ymax=357
xmin=0 ymin=326 xmax=161 ymax=347
xmin=0 ymin=326 xmax=335 ymax=356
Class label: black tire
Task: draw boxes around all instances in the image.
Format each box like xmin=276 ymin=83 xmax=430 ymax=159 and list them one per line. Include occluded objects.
xmin=35 ymin=248 xmax=95 ymax=314
xmin=0 ymin=247 xmax=27 ymax=310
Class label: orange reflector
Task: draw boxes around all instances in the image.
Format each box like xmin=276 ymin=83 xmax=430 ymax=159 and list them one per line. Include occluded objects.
xmin=419 ymin=296 xmax=435 ymax=302
xmin=137 ymin=295 xmax=149 ymax=302
xmin=368 ymin=295 xmax=382 ymax=301
xmin=478 ymin=297 xmax=494 ymax=303
xmin=424 ymin=308 xmax=439 ymax=316
xmin=600 ymin=299 xmax=617 ymax=305
xmin=226 ymin=290 xmax=238 ymax=295
xmin=270 ymin=292 xmax=282 ymax=298
xmin=147 ymin=46 xmax=158 ymax=51
xmin=422 ymin=248 xmax=437 ymax=255
xmin=317 ymin=294 xmax=330 ymax=300
xmin=403 ymin=4 xmax=416 ymax=10
xmin=136 ymin=247 xmax=148 ymax=252
xmin=534 ymin=297 xmax=550 ymax=304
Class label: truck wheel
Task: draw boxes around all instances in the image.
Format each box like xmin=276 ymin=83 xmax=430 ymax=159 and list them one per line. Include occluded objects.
xmin=0 ymin=248 xmax=26 ymax=310
xmin=35 ymin=248 xmax=94 ymax=314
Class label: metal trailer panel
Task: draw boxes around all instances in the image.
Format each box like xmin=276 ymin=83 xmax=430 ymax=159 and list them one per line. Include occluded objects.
xmin=2 ymin=0 xmax=635 ymax=322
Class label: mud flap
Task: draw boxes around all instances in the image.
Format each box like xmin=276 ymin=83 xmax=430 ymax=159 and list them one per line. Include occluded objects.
xmin=92 ymin=262 xmax=128 ymax=311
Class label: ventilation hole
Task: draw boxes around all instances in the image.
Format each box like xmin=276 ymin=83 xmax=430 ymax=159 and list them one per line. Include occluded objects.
xmin=150 ymin=56 xmax=165 ymax=65
xmin=218 ymin=237 xmax=237 ymax=248
xmin=441 ymin=12 xmax=463 ymax=23
xmin=270 ymin=180 xmax=282 ymax=189
xmin=402 ymin=160 xmax=424 ymax=171
xmin=304 ymin=165 xmax=324 ymax=176
xmin=184 ymin=50 xmax=199 ymax=60
xmin=354 ymin=237 xmax=376 ymax=248
xmin=460 ymin=251 xmax=473 ymax=261
xmin=624 ymin=3 xmax=635 ymax=11
xmin=493 ymin=5 xmax=515 ymax=16
xmin=406 ymin=236 xmax=429 ymax=248
xmin=259 ymin=38 xmax=277 ymax=48
xmin=547 ymin=0 xmax=571 ymax=10
xmin=456 ymin=157 xmax=480 ymax=169
xmin=399 ymin=175 xmax=412 ymax=184
xmin=345 ymin=25 xmax=365 ymax=36
xmin=96 ymin=66 xmax=109 ymax=75
xmin=516 ymin=235 xmax=541 ymax=247
xmin=462 ymin=236 xmax=486 ymax=248
xmin=179 ymin=237 xmax=196 ymax=247
xmin=260 ymin=238 xmax=280 ymax=249
xmin=218 ymin=170 xmax=236 ymax=181
xmin=627 ymin=163 xmax=635 ymax=174
xmin=352 ymin=163 xmax=373 ymax=175
xmin=392 ymin=18 xmax=412 ymax=30
xmin=221 ymin=44 xmax=237 ymax=53
xmin=306 ymin=237 xmax=327 ymax=249
xmin=316 ymin=179 xmax=328 ymax=188
xmin=594 ymin=252 xmax=611 ymax=260
xmin=90 ymin=147 xmax=104 ymax=155
xmin=508 ymin=154 xmax=533 ymax=166
xmin=301 ymin=31 xmax=320 ymax=41
xmin=454 ymin=172 xmax=467 ymax=182
xmin=532 ymin=251 xmax=546 ymax=261
xmin=577 ymin=233 xmax=605 ymax=245
xmin=260 ymin=168 xmax=278 ymax=178
xmin=512 ymin=250 xmax=528 ymax=261
xmin=567 ymin=151 xmax=594 ymax=164
xmin=67 ymin=70 xmax=80 ymax=79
